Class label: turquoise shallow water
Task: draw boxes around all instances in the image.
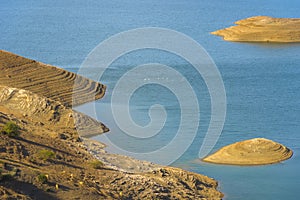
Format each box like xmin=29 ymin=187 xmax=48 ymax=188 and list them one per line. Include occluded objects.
xmin=1 ymin=1 xmax=300 ymax=199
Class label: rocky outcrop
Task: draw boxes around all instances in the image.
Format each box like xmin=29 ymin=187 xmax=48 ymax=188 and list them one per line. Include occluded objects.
xmin=0 ymin=50 xmax=106 ymax=107
xmin=0 ymin=85 xmax=108 ymax=138
xmin=212 ymin=16 xmax=300 ymax=42
xmin=202 ymin=138 xmax=293 ymax=165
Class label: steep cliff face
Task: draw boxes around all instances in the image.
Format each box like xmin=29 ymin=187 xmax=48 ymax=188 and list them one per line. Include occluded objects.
xmin=0 ymin=50 xmax=106 ymax=107
xmin=212 ymin=16 xmax=300 ymax=42
xmin=0 ymin=85 xmax=108 ymax=138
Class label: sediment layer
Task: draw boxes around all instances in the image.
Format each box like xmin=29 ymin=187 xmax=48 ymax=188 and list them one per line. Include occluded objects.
xmin=203 ymin=138 xmax=293 ymax=165
xmin=212 ymin=16 xmax=300 ymax=42
xmin=0 ymin=50 xmax=106 ymax=107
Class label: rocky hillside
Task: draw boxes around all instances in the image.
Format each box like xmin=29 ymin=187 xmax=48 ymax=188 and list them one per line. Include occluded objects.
xmin=0 ymin=50 xmax=223 ymax=199
xmin=0 ymin=111 xmax=223 ymax=199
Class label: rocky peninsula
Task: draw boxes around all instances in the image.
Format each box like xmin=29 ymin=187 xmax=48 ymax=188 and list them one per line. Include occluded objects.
xmin=0 ymin=50 xmax=223 ymax=199
xmin=202 ymin=138 xmax=293 ymax=165
xmin=212 ymin=16 xmax=300 ymax=42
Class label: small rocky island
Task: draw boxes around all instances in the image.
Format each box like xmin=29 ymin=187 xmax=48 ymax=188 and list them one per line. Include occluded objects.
xmin=202 ymin=138 xmax=293 ymax=165
xmin=212 ymin=16 xmax=300 ymax=42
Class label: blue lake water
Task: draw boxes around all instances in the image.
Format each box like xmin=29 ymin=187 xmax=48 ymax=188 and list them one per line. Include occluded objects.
xmin=1 ymin=1 xmax=300 ymax=199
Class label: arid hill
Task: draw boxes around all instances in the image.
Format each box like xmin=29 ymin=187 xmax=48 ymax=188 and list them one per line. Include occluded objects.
xmin=212 ymin=16 xmax=300 ymax=42
xmin=0 ymin=50 xmax=223 ymax=199
xmin=202 ymin=138 xmax=293 ymax=165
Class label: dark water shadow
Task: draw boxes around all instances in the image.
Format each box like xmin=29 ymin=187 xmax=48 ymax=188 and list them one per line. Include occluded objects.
xmin=235 ymin=41 xmax=300 ymax=49
xmin=0 ymin=178 xmax=58 ymax=200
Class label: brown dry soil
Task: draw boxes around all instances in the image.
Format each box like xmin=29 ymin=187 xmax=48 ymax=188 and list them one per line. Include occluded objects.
xmin=0 ymin=50 xmax=223 ymax=199
xmin=212 ymin=16 xmax=300 ymax=42
xmin=202 ymin=138 xmax=293 ymax=165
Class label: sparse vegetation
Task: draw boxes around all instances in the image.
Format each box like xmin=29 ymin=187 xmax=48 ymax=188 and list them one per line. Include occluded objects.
xmin=10 ymin=167 xmax=18 ymax=176
xmin=37 ymin=174 xmax=48 ymax=184
xmin=36 ymin=149 xmax=55 ymax=161
xmin=1 ymin=121 xmax=21 ymax=137
xmin=89 ymin=160 xmax=104 ymax=169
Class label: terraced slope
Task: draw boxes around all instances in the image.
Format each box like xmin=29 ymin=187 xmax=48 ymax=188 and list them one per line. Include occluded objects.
xmin=202 ymin=138 xmax=293 ymax=165
xmin=0 ymin=50 xmax=106 ymax=107
xmin=212 ymin=16 xmax=300 ymax=42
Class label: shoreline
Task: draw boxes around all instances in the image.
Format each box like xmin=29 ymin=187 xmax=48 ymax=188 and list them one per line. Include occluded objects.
xmin=81 ymin=137 xmax=162 ymax=173
xmin=0 ymin=50 xmax=223 ymax=199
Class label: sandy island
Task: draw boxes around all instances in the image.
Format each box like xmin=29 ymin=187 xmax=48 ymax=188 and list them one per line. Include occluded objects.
xmin=212 ymin=16 xmax=300 ymax=42
xmin=202 ymin=138 xmax=293 ymax=165
xmin=0 ymin=50 xmax=223 ymax=199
